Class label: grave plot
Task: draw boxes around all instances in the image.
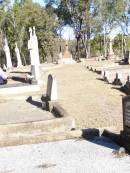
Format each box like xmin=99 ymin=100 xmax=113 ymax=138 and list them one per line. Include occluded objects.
xmin=103 ymin=67 xmax=130 ymax=84
xmin=0 ymin=74 xmax=77 ymax=147
xmin=86 ymin=60 xmax=118 ymax=74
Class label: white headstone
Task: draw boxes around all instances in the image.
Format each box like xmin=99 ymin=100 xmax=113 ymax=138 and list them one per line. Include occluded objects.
xmin=32 ymin=26 xmax=40 ymax=66
xmin=28 ymin=27 xmax=40 ymax=81
xmin=46 ymin=74 xmax=58 ymax=101
xmin=28 ymin=27 xmax=35 ymax=65
xmin=3 ymin=36 xmax=12 ymax=69
xmin=15 ymin=43 xmax=22 ymax=67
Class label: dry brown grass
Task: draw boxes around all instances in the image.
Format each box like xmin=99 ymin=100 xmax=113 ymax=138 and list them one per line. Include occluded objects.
xmin=42 ymin=63 xmax=125 ymax=131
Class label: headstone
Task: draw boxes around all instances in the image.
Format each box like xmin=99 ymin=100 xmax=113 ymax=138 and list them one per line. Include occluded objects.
xmin=28 ymin=27 xmax=35 ymax=65
xmin=3 ymin=36 xmax=12 ymax=69
xmin=46 ymin=74 xmax=58 ymax=101
xmin=122 ymin=96 xmax=130 ymax=134
xmin=15 ymin=43 xmax=22 ymax=67
xmin=28 ymin=27 xmax=40 ymax=81
xmin=32 ymin=26 xmax=40 ymax=66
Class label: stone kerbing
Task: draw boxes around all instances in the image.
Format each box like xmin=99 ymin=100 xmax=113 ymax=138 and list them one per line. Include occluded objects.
xmin=0 ymin=100 xmax=80 ymax=147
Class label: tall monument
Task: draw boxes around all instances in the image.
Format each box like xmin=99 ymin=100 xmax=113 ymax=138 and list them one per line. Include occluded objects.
xmin=15 ymin=43 xmax=22 ymax=67
xmin=3 ymin=36 xmax=12 ymax=69
xmin=28 ymin=26 xmax=40 ymax=81
xmin=58 ymin=40 xmax=75 ymax=64
xmin=108 ymin=38 xmax=115 ymax=60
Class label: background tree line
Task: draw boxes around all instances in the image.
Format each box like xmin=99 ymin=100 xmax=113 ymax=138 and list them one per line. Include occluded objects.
xmin=0 ymin=0 xmax=130 ymax=66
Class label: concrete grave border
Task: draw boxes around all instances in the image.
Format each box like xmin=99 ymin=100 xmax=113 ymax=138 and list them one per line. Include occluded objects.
xmin=0 ymin=99 xmax=81 ymax=147
xmin=0 ymin=83 xmax=40 ymax=95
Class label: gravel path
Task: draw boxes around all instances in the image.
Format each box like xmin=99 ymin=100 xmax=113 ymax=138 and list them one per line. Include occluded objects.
xmin=0 ymin=138 xmax=130 ymax=173
xmin=42 ymin=63 xmax=125 ymax=130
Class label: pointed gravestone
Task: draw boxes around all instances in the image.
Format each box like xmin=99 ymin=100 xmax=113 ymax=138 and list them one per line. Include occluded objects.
xmin=28 ymin=27 xmax=40 ymax=82
xmin=32 ymin=26 xmax=40 ymax=66
xmin=15 ymin=43 xmax=22 ymax=67
xmin=46 ymin=74 xmax=58 ymax=101
xmin=3 ymin=36 xmax=12 ymax=69
xmin=28 ymin=27 xmax=35 ymax=66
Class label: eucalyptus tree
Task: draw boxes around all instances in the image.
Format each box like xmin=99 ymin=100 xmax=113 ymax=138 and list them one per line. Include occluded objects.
xmin=12 ymin=0 xmax=59 ymax=63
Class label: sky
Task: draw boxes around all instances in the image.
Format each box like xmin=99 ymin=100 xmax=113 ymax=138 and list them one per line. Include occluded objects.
xmin=33 ymin=0 xmax=45 ymax=6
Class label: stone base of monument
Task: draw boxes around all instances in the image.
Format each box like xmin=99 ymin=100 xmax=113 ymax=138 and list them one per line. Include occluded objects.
xmin=0 ymin=99 xmax=81 ymax=147
xmin=58 ymin=58 xmax=76 ymax=64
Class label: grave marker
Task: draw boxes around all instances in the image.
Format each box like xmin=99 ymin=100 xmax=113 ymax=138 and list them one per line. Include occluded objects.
xmin=46 ymin=74 xmax=58 ymax=101
xmin=3 ymin=36 xmax=12 ymax=69
xmin=15 ymin=43 xmax=22 ymax=67
xmin=122 ymin=96 xmax=130 ymax=134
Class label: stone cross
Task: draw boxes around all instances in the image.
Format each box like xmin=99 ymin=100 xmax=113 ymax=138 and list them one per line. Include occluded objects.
xmin=15 ymin=43 xmax=22 ymax=67
xmin=46 ymin=74 xmax=58 ymax=101
xmin=3 ymin=36 xmax=12 ymax=69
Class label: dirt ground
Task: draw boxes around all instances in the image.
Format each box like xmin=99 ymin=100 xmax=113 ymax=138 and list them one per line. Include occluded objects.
xmin=42 ymin=62 xmax=126 ymax=131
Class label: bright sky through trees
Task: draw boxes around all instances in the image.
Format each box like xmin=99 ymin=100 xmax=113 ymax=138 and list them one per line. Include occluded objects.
xmin=33 ymin=0 xmax=45 ymax=6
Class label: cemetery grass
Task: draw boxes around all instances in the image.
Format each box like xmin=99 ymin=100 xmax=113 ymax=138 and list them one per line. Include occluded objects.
xmin=42 ymin=63 xmax=125 ymax=131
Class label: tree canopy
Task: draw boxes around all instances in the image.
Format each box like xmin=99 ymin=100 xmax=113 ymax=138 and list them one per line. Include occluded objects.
xmin=0 ymin=0 xmax=130 ymax=65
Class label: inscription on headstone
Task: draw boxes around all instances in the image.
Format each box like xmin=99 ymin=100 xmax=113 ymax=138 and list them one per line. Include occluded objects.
xmin=122 ymin=96 xmax=130 ymax=133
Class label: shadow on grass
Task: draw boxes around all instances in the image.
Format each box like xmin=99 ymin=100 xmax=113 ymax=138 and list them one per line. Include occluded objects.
xmin=111 ymin=86 xmax=127 ymax=95
xmin=26 ymin=96 xmax=42 ymax=109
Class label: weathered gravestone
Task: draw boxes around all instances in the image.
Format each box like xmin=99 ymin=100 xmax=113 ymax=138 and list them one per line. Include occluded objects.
xmin=46 ymin=74 xmax=58 ymax=101
xmin=41 ymin=74 xmax=58 ymax=109
xmin=3 ymin=36 xmax=12 ymax=69
xmin=122 ymin=76 xmax=130 ymax=95
xmin=15 ymin=43 xmax=22 ymax=67
xmin=119 ymin=50 xmax=130 ymax=65
xmin=122 ymin=96 xmax=130 ymax=135
xmin=102 ymin=96 xmax=130 ymax=152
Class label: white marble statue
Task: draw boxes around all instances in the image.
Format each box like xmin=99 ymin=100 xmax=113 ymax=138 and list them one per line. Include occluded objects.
xmin=15 ymin=43 xmax=22 ymax=67
xmin=32 ymin=26 xmax=40 ymax=66
xmin=3 ymin=36 xmax=12 ymax=69
xmin=28 ymin=27 xmax=35 ymax=65
xmin=28 ymin=27 xmax=40 ymax=81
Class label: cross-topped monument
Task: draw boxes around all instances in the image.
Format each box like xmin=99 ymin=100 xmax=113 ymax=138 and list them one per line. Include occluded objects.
xmin=58 ymin=40 xmax=76 ymax=64
xmin=28 ymin=26 xmax=40 ymax=82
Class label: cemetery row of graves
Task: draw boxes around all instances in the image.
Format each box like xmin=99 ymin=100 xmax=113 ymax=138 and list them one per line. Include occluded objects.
xmin=84 ymin=56 xmax=130 ymax=152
